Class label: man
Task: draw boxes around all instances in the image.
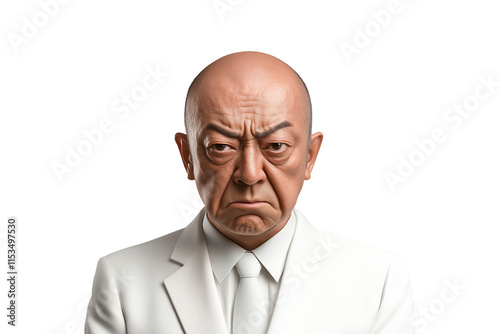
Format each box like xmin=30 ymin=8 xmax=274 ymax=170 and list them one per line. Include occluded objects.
xmin=85 ymin=51 xmax=414 ymax=334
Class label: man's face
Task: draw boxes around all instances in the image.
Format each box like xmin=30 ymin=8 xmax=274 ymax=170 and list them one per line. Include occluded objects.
xmin=176 ymin=53 xmax=322 ymax=249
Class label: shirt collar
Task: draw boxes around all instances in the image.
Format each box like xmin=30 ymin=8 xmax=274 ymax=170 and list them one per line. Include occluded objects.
xmin=202 ymin=211 xmax=296 ymax=283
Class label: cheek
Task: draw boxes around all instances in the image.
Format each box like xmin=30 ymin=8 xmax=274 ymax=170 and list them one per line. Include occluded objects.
xmin=282 ymin=150 xmax=308 ymax=180
xmin=194 ymin=160 xmax=234 ymax=206
xmin=268 ymin=160 xmax=307 ymax=207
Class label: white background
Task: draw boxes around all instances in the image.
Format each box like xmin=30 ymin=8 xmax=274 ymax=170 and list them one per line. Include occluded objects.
xmin=1 ymin=0 xmax=499 ymax=333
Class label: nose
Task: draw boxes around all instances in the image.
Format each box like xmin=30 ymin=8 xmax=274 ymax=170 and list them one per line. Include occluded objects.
xmin=233 ymin=145 xmax=266 ymax=186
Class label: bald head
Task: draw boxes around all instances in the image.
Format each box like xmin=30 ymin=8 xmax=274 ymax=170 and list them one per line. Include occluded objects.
xmin=184 ymin=51 xmax=312 ymax=145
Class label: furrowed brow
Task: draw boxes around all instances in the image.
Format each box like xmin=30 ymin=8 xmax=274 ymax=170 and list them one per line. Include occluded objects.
xmin=205 ymin=120 xmax=292 ymax=138
xmin=255 ymin=121 xmax=292 ymax=138
xmin=205 ymin=124 xmax=241 ymax=138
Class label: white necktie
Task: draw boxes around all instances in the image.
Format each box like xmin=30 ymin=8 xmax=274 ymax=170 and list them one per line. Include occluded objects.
xmin=233 ymin=252 xmax=269 ymax=334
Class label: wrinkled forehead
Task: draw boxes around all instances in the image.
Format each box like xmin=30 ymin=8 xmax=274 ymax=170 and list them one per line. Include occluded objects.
xmin=186 ymin=69 xmax=309 ymax=134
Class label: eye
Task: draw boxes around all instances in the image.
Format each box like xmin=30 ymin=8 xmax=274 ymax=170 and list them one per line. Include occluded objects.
xmin=267 ymin=143 xmax=287 ymax=152
xmin=210 ymin=144 xmax=230 ymax=152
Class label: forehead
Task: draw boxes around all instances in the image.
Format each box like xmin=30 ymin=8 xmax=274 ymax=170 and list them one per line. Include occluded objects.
xmin=189 ymin=75 xmax=309 ymax=133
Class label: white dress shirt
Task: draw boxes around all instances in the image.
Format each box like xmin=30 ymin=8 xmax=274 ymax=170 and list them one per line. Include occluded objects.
xmin=202 ymin=212 xmax=297 ymax=333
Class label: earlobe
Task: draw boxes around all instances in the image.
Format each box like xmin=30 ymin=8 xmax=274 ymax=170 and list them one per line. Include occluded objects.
xmin=174 ymin=133 xmax=195 ymax=180
xmin=305 ymin=132 xmax=323 ymax=180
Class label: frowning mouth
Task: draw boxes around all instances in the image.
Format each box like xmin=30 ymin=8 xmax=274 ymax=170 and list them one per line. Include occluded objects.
xmin=228 ymin=201 xmax=268 ymax=209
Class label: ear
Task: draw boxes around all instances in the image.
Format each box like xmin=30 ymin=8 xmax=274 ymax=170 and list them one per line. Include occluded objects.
xmin=305 ymin=132 xmax=323 ymax=180
xmin=175 ymin=133 xmax=195 ymax=180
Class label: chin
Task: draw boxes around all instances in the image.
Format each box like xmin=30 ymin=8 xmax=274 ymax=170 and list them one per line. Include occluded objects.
xmin=228 ymin=215 xmax=269 ymax=235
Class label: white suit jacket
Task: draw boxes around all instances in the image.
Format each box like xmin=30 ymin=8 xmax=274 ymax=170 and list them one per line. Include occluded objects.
xmin=85 ymin=209 xmax=414 ymax=333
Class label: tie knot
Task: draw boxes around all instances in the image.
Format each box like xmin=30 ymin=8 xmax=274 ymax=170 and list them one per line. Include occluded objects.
xmin=236 ymin=252 xmax=261 ymax=278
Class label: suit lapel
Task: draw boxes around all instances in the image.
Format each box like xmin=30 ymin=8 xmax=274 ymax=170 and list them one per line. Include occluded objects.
xmin=163 ymin=210 xmax=228 ymax=334
xmin=267 ymin=209 xmax=341 ymax=334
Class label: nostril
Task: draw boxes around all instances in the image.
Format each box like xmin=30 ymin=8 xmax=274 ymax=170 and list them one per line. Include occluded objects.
xmin=234 ymin=168 xmax=266 ymax=186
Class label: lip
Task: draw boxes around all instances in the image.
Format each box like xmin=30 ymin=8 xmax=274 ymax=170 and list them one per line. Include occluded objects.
xmin=229 ymin=201 xmax=267 ymax=209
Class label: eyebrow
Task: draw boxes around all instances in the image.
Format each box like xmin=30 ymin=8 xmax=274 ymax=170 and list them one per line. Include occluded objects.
xmin=205 ymin=121 xmax=292 ymax=138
